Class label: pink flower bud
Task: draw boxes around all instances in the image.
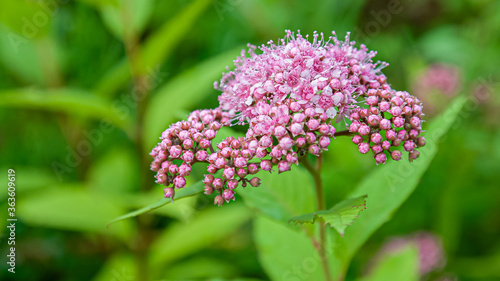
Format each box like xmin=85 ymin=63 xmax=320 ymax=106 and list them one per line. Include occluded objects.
xmin=204 ymin=185 xmax=214 ymax=195
xmin=350 ymin=112 xmax=360 ymax=120
xmin=204 ymin=129 xmax=216 ymax=140
xmin=279 ymin=136 xmax=294 ymax=150
xmin=260 ymin=160 xmax=272 ymax=171
xmin=318 ymin=136 xmax=330 ymax=149
xmin=358 ymin=124 xmax=370 ymax=136
xmin=369 ymin=106 xmax=380 ymax=115
xmin=256 ymin=147 xmax=268 ymax=158
xmin=221 ymin=147 xmax=232 ymax=158
xmin=305 ymin=107 xmax=316 ymax=117
xmin=249 ymin=177 xmax=261 ymax=187
xmin=182 ymin=151 xmax=194 ymax=163
xmin=237 ymin=168 xmax=247 ymax=178
xmin=397 ymin=130 xmax=408 ymax=141
xmin=293 ymin=113 xmax=306 ymax=123
xmin=278 ymin=161 xmax=291 ymax=173
xmin=178 ymin=164 xmax=191 ymax=176
xmin=367 ymin=96 xmax=378 ymax=105
xmin=403 ymin=106 xmax=412 ymax=115
xmin=393 ymin=117 xmax=405 ymax=128
xmin=174 ymin=176 xmax=186 ymax=188
xmin=305 ymin=132 xmax=316 ymax=143
xmin=410 ymin=116 xmax=421 ymax=128
xmin=349 ymin=122 xmax=360 ymax=132
xmin=213 ymin=178 xmax=223 ymax=189
xmin=270 ymin=146 xmax=283 ymax=159
xmin=259 ymin=135 xmax=273 ymax=148
xmin=386 ymin=129 xmax=397 ymax=141
xmin=203 ymin=174 xmax=214 ymax=186
xmin=169 ymin=164 xmax=178 ymax=175
xmin=375 ymin=153 xmax=387 ymax=165
xmin=214 ymin=195 xmax=224 ymax=206
xmin=223 ymin=189 xmax=235 ymax=202
xmin=196 ymin=150 xmax=208 ymax=161
xmin=367 ymin=115 xmax=380 ymax=126
xmin=409 ymin=150 xmax=420 ymax=162
xmin=274 ymin=126 xmax=287 ymax=138
xmin=286 ymin=152 xmax=298 ymax=163
xmin=307 ymin=119 xmax=320 ymax=130
xmin=318 ymin=124 xmax=330 ymax=135
xmin=199 ymin=139 xmax=210 ymax=149
xmin=417 ymin=137 xmax=426 ymax=147
xmin=215 ymin=157 xmax=226 ymax=169
xmin=296 ymin=137 xmax=306 ymax=147
xmin=372 ymin=144 xmax=383 ymax=154
xmin=164 ymin=187 xmax=175 ymax=199
xmin=330 ymin=79 xmax=341 ymax=89
xmin=223 ymin=167 xmax=235 ymax=180
xmin=391 ymin=96 xmax=403 ymax=106
xmin=290 ymin=102 xmax=301 ymax=112
xmin=404 ymin=140 xmax=416 ymax=152
xmin=248 ymin=163 xmax=259 ymax=174
xmin=151 ymin=162 xmax=160 ymax=172
xmin=309 ymin=144 xmax=320 ymax=156
xmin=352 ymin=135 xmax=363 ymax=144
xmin=227 ymin=179 xmax=238 ymax=190
xmin=409 ymin=129 xmax=419 ymax=139
xmin=290 ymin=123 xmax=304 ymax=136
xmin=390 ymin=106 xmax=402 ymax=116
xmin=391 ymin=150 xmax=402 ymax=161
xmin=379 ymin=119 xmax=391 ymax=130
xmin=156 ymin=173 xmax=167 ymax=184
xmin=382 ymin=140 xmax=391 ymax=150
xmin=371 ymin=133 xmax=382 ymax=144
xmin=358 ymin=143 xmax=370 ymax=154
xmin=379 ymin=101 xmax=390 ymax=112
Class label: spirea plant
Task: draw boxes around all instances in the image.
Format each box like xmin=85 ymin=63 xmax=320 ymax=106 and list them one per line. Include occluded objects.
xmin=108 ymin=30 xmax=468 ymax=281
xmin=149 ymin=30 xmax=426 ymax=205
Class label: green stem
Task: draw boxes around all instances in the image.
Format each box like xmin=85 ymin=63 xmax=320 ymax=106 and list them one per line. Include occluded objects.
xmin=300 ymin=155 xmax=332 ymax=281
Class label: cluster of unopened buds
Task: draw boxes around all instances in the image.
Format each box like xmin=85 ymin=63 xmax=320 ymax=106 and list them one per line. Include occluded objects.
xmin=150 ymin=30 xmax=426 ymax=206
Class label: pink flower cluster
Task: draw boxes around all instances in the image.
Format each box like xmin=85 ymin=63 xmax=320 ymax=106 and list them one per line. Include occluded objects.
xmin=150 ymin=30 xmax=426 ymax=205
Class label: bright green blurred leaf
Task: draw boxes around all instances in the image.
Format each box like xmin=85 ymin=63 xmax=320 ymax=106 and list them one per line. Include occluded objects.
xmin=107 ymin=180 xmax=205 ymax=226
xmin=18 ymin=187 xmax=134 ymax=242
xmin=0 ymin=166 xmax=58 ymax=201
xmin=0 ymin=88 xmax=133 ymax=136
xmin=160 ymin=257 xmax=239 ymax=280
xmin=357 ymin=245 xmax=419 ymax=281
xmin=91 ymin=253 xmax=136 ymax=281
xmin=341 ymin=96 xmax=468 ymax=261
xmin=86 ymin=147 xmax=138 ymax=194
xmin=143 ymin=47 xmax=242 ymax=151
xmin=94 ymin=0 xmax=213 ymax=98
xmin=289 ymin=195 xmax=367 ymax=237
xmin=0 ymin=0 xmax=52 ymax=38
xmin=149 ymin=203 xmax=252 ymax=268
xmin=254 ymin=215 xmax=327 ymax=281
xmin=100 ymin=0 xmax=154 ymax=40
xmin=238 ymin=167 xmax=316 ymax=225
xmin=0 ymin=25 xmax=44 ymax=84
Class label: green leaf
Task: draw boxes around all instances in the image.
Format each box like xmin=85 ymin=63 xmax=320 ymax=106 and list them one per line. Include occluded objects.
xmin=107 ymin=180 xmax=205 ymax=227
xmin=160 ymin=257 xmax=239 ymax=280
xmin=100 ymin=0 xmax=154 ymax=40
xmin=91 ymin=253 xmax=136 ymax=281
xmin=340 ymin=96 xmax=468 ymax=263
xmin=357 ymin=245 xmax=419 ymax=281
xmin=143 ymin=47 xmax=243 ymax=151
xmin=18 ymin=187 xmax=134 ymax=242
xmin=253 ymin=215 xmax=329 ymax=281
xmin=149 ymin=203 xmax=252 ymax=268
xmin=94 ymin=0 xmax=213 ymax=99
xmin=238 ymin=167 xmax=317 ymax=225
xmin=0 ymin=88 xmax=133 ymax=135
xmin=289 ymin=195 xmax=367 ymax=237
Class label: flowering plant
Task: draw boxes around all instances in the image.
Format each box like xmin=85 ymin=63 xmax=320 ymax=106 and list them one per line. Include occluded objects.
xmin=110 ymin=30 xmax=466 ymax=281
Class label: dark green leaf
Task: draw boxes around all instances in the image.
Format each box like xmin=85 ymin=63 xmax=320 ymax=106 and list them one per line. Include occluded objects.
xmin=289 ymin=195 xmax=367 ymax=237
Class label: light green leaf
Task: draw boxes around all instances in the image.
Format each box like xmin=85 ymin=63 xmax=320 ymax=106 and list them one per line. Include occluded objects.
xmin=94 ymin=0 xmax=213 ymax=99
xmin=107 ymin=180 xmax=205 ymax=227
xmin=358 ymin=245 xmax=419 ymax=281
xmin=254 ymin=215 xmax=328 ymax=281
xmin=289 ymin=195 xmax=367 ymax=237
xmin=238 ymin=167 xmax=317 ymax=225
xmin=18 ymin=187 xmax=134 ymax=242
xmin=160 ymin=257 xmax=238 ymax=280
xmin=86 ymin=148 xmax=138 ymax=194
xmin=100 ymin=0 xmax=154 ymax=40
xmin=149 ymin=203 xmax=252 ymax=268
xmin=143 ymin=47 xmax=243 ymax=151
xmin=91 ymin=253 xmax=136 ymax=281
xmin=0 ymin=0 xmax=52 ymax=39
xmin=0 ymin=88 xmax=133 ymax=135
xmin=340 ymin=95 xmax=468 ymax=263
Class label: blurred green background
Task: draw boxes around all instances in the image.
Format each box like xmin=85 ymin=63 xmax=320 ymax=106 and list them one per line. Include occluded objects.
xmin=0 ymin=0 xmax=499 ymax=280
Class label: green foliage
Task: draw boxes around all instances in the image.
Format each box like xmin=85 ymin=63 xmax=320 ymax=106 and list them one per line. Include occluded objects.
xmin=289 ymin=195 xmax=367 ymax=237
xmin=357 ymin=245 xmax=419 ymax=281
